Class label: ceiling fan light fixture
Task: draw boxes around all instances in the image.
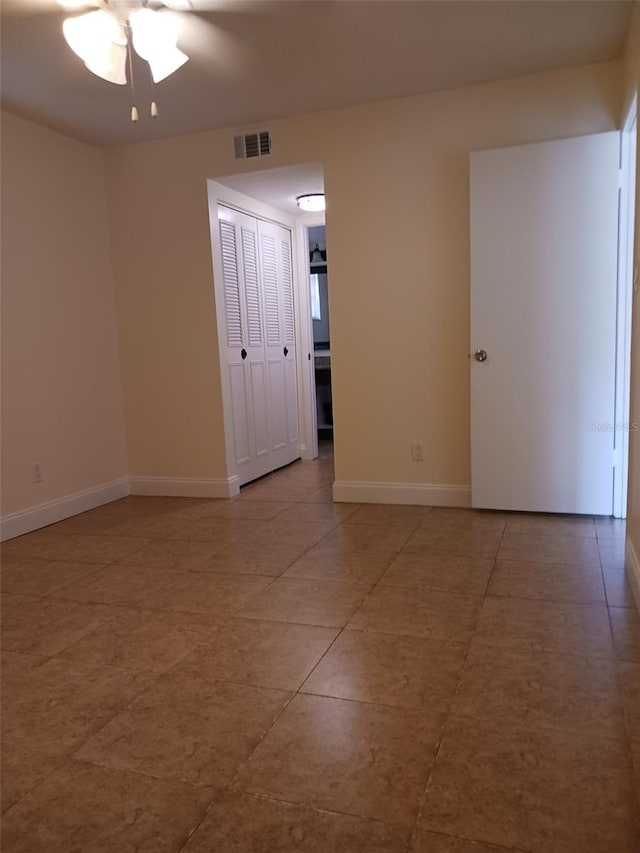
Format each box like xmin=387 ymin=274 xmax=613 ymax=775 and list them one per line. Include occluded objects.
xmin=129 ymin=8 xmax=189 ymax=83
xmin=62 ymin=11 xmax=127 ymax=84
xmin=297 ymin=194 xmax=326 ymax=212
xmin=62 ymin=5 xmax=188 ymax=89
xmin=83 ymin=43 xmax=127 ymax=84
xmin=144 ymin=44 xmax=189 ymax=83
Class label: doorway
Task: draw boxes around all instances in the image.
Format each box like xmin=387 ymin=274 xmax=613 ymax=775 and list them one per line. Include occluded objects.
xmin=307 ymin=225 xmax=333 ymax=450
xmin=207 ymin=163 xmax=331 ymax=493
xmin=614 ymin=95 xmax=637 ymax=518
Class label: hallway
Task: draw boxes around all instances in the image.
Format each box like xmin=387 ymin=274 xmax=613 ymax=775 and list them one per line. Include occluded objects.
xmin=1 ymin=453 xmax=640 ymax=852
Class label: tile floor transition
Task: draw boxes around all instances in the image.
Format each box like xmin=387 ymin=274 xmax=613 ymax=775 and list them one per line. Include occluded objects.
xmin=2 ymin=450 xmax=640 ymax=852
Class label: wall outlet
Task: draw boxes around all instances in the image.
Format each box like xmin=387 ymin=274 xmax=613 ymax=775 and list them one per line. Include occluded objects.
xmin=32 ymin=462 xmax=43 ymax=483
xmin=411 ymin=441 xmax=424 ymax=462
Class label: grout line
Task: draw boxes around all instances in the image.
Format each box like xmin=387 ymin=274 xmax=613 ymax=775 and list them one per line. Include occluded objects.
xmin=1 ymin=659 xmax=165 ymax=817
xmin=295 ymin=684 xmax=452 ymax=716
xmin=412 ymin=825 xmax=530 ymax=852
xmin=0 ymin=761 xmax=64 ymax=818
xmin=221 ymin=690 xmax=297 ymax=796
xmin=176 ymin=785 xmax=410 ymax=853
xmin=481 ymin=589 xmax=607 ymax=606
xmin=189 ymin=513 xmax=425 ymax=845
xmin=176 ymin=474 xmax=353 ymax=848
xmin=67 ymin=754 xmax=212 ymax=791
xmin=222 ymin=510 xmax=397 ymax=790
xmin=403 ymin=517 xmax=508 ymax=851
xmin=7 ymin=469 xmax=636 ymax=848
xmin=218 ymin=787 xmax=401 ymax=827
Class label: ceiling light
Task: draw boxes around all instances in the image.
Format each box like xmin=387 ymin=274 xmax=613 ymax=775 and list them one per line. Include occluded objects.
xmin=297 ymin=194 xmax=326 ymax=212
xmin=63 ymin=10 xmax=127 ymax=84
xmin=61 ymin=5 xmax=188 ymax=87
xmin=129 ymin=8 xmax=188 ymax=83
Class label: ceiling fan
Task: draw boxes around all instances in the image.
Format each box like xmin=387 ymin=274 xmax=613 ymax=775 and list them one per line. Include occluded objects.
xmin=58 ymin=0 xmax=196 ymax=88
xmin=15 ymin=0 xmax=260 ymax=121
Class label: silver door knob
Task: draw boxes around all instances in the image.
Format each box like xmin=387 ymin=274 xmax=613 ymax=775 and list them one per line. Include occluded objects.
xmin=474 ymin=349 xmax=488 ymax=362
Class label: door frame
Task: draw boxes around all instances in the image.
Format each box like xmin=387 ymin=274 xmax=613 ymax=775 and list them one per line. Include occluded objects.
xmin=614 ymin=94 xmax=637 ymax=518
xmin=207 ymin=180 xmax=317 ymax=491
xmin=294 ymin=215 xmax=326 ymax=461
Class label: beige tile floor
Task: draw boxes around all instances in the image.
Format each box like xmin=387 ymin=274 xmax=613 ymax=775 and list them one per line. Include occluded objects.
xmin=2 ymin=448 xmax=640 ymax=852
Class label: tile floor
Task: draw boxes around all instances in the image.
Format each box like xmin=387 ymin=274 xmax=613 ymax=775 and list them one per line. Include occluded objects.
xmin=2 ymin=449 xmax=640 ymax=852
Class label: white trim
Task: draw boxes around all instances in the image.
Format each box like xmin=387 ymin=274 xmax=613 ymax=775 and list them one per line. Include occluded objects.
xmin=333 ymin=480 xmax=472 ymax=507
xmin=295 ymin=214 xmax=325 ymax=461
xmin=207 ymin=182 xmax=298 ymax=231
xmin=207 ymin=180 xmax=303 ymax=485
xmin=206 ymin=175 xmax=327 ymax=476
xmin=614 ymin=96 xmax=637 ymax=518
xmin=0 ymin=478 xmax=130 ymax=542
xmin=129 ymin=476 xmax=240 ymax=499
xmin=625 ymin=537 xmax=640 ymax=615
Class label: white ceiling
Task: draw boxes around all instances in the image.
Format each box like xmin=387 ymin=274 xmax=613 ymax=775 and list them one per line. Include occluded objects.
xmin=0 ymin=0 xmax=633 ymax=147
xmin=217 ymin=162 xmax=325 ymax=215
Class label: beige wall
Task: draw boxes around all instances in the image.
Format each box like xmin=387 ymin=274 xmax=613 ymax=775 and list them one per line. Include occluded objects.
xmin=624 ymin=6 xmax=640 ymax=573
xmin=1 ymin=112 xmax=128 ymax=518
xmin=105 ymin=60 xmax=623 ymax=490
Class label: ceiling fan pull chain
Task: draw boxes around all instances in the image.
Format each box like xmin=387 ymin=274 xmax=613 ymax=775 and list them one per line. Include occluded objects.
xmin=127 ymin=35 xmax=138 ymax=123
xmin=148 ymin=65 xmax=158 ymax=119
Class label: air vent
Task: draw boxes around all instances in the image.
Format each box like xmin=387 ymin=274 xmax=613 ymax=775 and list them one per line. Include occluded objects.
xmin=234 ymin=131 xmax=271 ymax=160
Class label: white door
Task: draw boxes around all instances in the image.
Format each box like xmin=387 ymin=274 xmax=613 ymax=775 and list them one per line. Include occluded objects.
xmin=470 ymin=133 xmax=619 ymax=515
xmin=258 ymin=219 xmax=300 ymax=470
xmin=218 ymin=206 xmax=299 ymax=486
xmin=218 ymin=207 xmax=272 ymax=484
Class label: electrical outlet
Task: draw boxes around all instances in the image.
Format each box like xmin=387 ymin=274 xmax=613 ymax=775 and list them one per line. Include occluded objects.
xmin=411 ymin=442 xmax=424 ymax=462
xmin=32 ymin=462 xmax=43 ymax=483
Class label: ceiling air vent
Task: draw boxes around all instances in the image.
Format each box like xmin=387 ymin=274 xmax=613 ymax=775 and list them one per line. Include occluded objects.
xmin=234 ymin=131 xmax=271 ymax=160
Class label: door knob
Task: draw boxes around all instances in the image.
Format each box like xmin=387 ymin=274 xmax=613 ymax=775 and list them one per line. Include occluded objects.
xmin=474 ymin=349 xmax=488 ymax=362
xmin=241 ymin=348 xmax=247 ymax=360
xmin=283 ymin=346 xmax=289 ymax=356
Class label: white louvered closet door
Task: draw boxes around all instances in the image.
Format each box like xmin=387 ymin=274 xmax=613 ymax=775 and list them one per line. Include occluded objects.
xmin=218 ymin=206 xmax=273 ymax=485
xmin=257 ymin=219 xmax=300 ymax=470
xmin=218 ymin=206 xmax=300 ymax=486
xmin=279 ymin=229 xmax=300 ymax=456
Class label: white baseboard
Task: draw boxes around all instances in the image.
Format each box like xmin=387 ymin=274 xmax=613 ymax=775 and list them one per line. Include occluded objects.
xmin=332 ymin=480 xmax=472 ymax=507
xmin=129 ymin=475 xmax=240 ymax=499
xmin=625 ymin=537 xmax=640 ymax=615
xmin=0 ymin=478 xmax=130 ymax=542
xmin=0 ymin=475 xmax=471 ymax=541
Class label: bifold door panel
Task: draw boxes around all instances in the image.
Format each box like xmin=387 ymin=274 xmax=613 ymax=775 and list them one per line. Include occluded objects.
xmin=218 ymin=206 xmax=299 ymax=486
